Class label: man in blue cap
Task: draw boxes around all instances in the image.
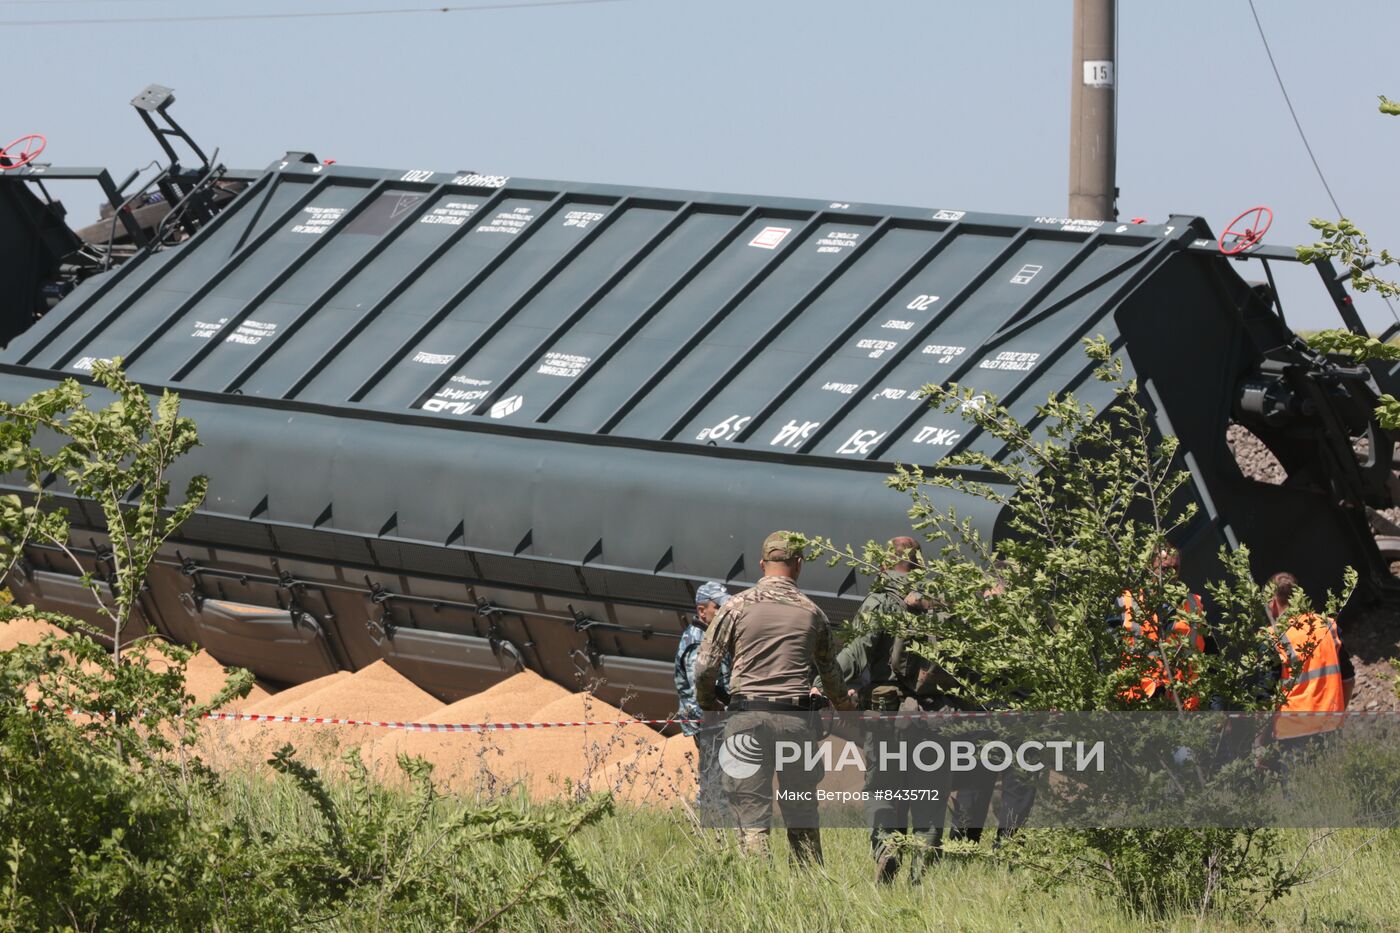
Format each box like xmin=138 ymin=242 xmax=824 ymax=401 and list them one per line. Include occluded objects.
xmin=675 ymin=581 xmax=731 ymax=811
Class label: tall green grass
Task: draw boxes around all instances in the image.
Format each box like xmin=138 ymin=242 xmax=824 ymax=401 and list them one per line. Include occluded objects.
xmin=220 ymin=767 xmax=1400 ymax=932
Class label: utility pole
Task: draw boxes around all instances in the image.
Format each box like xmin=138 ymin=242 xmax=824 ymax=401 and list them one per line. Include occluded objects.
xmin=1068 ymin=0 xmax=1116 ymax=220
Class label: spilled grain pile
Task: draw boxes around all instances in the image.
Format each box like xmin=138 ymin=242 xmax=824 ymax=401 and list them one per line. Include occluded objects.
xmin=183 ymin=650 xmax=273 ymax=709
xmin=434 ymin=669 xmax=574 ymax=725
xmin=364 ymin=670 xmax=572 ymax=791
xmin=363 ymin=669 xmax=694 ymax=803
xmin=137 ymin=641 xmax=272 ymax=709
xmin=265 ymin=661 xmax=441 ymax=721
xmin=204 ymin=662 xmax=445 ymax=771
xmin=0 ymin=623 xmax=271 ymax=732
xmin=609 ymin=734 xmax=697 ymax=804
xmin=0 ymin=617 xmax=69 ymax=651
xmin=0 ymin=617 xmax=74 ymax=703
xmin=0 ymin=618 xmax=698 ymax=805
xmin=244 ymin=671 xmax=353 ymax=714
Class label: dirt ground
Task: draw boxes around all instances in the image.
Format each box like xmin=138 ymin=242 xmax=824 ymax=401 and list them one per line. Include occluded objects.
xmin=1335 ymin=604 xmax=1400 ymax=711
xmin=1228 ymin=423 xmax=1400 ymax=711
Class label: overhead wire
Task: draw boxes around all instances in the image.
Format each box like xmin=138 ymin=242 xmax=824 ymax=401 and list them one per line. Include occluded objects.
xmin=0 ymin=0 xmax=630 ymax=25
xmin=1246 ymin=0 xmax=1400 ymax=329
xmin=1246 ymin=0 xmax=1341 ymax=216
xmin=0 ymin=1 xmax=164 ymax=5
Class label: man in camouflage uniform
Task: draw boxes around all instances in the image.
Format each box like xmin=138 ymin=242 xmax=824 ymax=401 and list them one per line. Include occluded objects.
xmin=674 ymin=581 xmax=731 ymax=816
xmin=838 ymin=536 xmax=955 ymax=883
xmin=695 ymin=531 xmax=854 ymax=864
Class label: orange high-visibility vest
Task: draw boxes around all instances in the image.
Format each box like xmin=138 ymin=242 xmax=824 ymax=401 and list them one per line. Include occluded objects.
xmin=1117 ymin=590 xmax=1206 ymax=708
xmin=1274 ymin=613 xmax=1347 ymax=739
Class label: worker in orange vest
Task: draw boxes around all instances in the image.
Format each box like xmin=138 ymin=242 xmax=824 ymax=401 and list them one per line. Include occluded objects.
xmin=1114 ymin=544 xmax=1207 ymax=709
xmin=1266 ymin=571 xmax=1354 ymax=746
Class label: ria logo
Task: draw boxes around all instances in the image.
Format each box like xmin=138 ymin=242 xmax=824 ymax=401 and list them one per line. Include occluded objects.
xmin=718 ymin=731 xmax=764 ymax=779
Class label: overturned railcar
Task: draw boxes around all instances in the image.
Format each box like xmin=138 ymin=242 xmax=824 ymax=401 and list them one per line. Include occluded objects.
xmin=2 ymin=101 xmax=1397 ymax=717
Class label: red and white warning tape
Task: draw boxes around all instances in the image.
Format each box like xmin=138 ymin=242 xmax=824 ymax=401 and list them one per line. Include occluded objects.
xmin=201 ymin=711 xmax=699 ymax=733
xmin=43 ymin=706 xmax=1390 ymax=732
xmin=33 ymin=704 xmax=697 ymax=732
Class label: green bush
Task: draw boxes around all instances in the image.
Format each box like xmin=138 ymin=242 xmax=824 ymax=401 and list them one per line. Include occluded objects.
xmin=257 ymin=745 xmax=612 ymax=928
xmin=0 ymin=631 xmax=255 ymax=930
xmin=798 ymin=339 xmax=1330 ymax=917
xmin=1003 ymin=827 xmax=1300 ymax=919
xmin=0 ymin=362 xmax=611 ymax=930
xmin=0 ymin=622 xmax=614 ymax=931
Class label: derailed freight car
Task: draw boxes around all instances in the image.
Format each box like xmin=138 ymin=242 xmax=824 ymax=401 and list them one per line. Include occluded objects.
xmin=2 ymin=96 xmax=1397 ymax=717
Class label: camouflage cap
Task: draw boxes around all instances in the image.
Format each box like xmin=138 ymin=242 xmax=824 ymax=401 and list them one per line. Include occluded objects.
xmin=762 ymin=531 xmax=797 ymax=561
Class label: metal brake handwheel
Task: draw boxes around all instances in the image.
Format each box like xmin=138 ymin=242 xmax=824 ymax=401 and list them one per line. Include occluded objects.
xmin=1219 ymin=206 xmax=1273 ymax=255
xmin=0 ymin=134 xmax=46 ymax=171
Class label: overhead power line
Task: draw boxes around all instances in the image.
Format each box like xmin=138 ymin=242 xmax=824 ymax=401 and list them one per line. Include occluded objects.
xmin=0 ymin=1 xmax=163 ymax=6
xmin=1246 ymin=0 xmax=1342 ymax=217
xmin=1247 ymin=0 xmax=1399 ymax=328
xmin=0 ymin=0 xmax=630 ymax=26
xmin=0 ymin=1 xmax=159 ymax=6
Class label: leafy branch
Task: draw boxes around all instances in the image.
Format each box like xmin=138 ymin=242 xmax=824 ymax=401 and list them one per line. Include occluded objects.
xmin=0 ymin=359 xmax=206 ymax=663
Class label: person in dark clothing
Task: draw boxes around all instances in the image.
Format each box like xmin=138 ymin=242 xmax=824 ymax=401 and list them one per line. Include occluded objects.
xmin=837 ymin=536 xmax=955 ymax=883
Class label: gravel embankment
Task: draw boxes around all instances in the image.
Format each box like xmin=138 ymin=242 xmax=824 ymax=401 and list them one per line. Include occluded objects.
xmin=1227 ymin=423 xmax=1400 ymax=711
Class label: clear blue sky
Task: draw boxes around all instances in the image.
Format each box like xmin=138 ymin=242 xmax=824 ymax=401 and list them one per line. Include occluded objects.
xmin=5 ymin=0 xmax=1397 ymax=328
